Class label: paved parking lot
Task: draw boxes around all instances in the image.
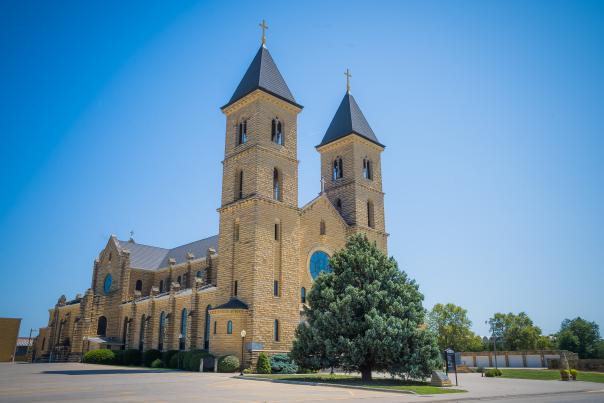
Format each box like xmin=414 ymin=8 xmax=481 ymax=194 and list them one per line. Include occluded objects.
xmin=0 ymin=363 xmax=603 ymax=403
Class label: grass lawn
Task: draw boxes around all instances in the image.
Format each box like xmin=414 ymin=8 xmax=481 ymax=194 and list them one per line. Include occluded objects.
xmin=500 ymin=369 xmax=604 ymax=384
xmin=248 ymin=373 xmax=466 ymax=394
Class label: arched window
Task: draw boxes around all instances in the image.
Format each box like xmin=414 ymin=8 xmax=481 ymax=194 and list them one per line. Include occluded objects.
xmin=122 ymin=317 xmax=129 ymax=349
xmin=213 ymin=321 xmax=217 ymax=335
xmin=271 ymin=118 xmax=284 ymax=145
xmin=196 ymin=270 xmax=202 ymax=278
xmin=320 ymin=219 xmax=326 ymax=235
xmin=180 ymin=308 xmax=187 ymax=350
xmin=158 ymin=312 xmax=166 ymax=351
xmin=159 ymin=280 xmax=164 ymax=293
xmin=332 ymin=157 xmax=343 ymax=180
xmin=182 ymin=273 xmax=188 ymax=288
xmin=233 ymin=280 xmax=238 ymax=296
xmin=367 ymin=200 xmax=375 ymax=228
xmin=139 ymin=314 xmax=146 ymax=351
xmin=227 ymin=320 xmax=233 ymax=335
xmin=335 ymin=198 xmax=342 ymax=212
xmin=274 ymin=221 xmax=280 ymax=241
xmin=177 ymin=275 xmax=182 ymax=285
xmin=135 ymin=280 xmax=143 ymax=292
xmin=309 ymin=250 xmax=332 ymax=280
xmin=97 ymin=316 xmax=107 ymax=337
xmin=301 ymin=287 xmax=306 ymax=304
xmin=237 ymin=120 xmax=247 ymax=145
xmin=274 ymin=319 xmax=280 ymax=342
xmin=273 ymin=168 xmax=281 ymax=201
xmin=363 ymin=158 xmax=373 ymax=180
xmin=204 ymin=305 xmax=211 ymax=350
xmin=236 ymin=170 xmax=244 ymax=200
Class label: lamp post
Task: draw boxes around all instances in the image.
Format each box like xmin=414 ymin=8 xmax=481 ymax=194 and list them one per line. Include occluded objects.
xmin=240 ymin=329 xmax=246 ymax=376
xmin=486 ymin=320 xmax=499 ymax=370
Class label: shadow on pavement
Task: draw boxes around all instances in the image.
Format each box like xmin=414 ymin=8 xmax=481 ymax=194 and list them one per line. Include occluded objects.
xmin=41 ymin=369 xmax=171 ymax=375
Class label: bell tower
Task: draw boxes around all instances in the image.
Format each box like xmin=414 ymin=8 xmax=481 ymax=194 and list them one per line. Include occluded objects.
xmin=316 ymin=70 xmax=387 ymax=251
xmin=215 ymin=21 xmax=303 ymax=358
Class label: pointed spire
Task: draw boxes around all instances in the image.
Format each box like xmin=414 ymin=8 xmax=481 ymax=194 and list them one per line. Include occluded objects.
xmin=318 ymin=91 xmax=383 ymax=148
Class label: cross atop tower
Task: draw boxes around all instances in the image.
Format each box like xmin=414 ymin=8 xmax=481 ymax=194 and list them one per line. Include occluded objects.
xmin=344 ymin=68 xmax=352 ymax=93
xmin=259 ymin=19 xmax=268 ymax=46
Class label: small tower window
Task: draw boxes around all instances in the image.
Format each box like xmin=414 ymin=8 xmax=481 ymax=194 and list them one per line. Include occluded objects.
xmin=236 ymin=170 xmax=244 ymax=200
xmin=274 ymin=319 xmax=280 ymax=342
xmin=367 ymin=200 xmax=375 ymax=228
xmin=159 ymin=280 xmax=164 ymax=293
xmin=233 ymin=280 xmax=238 ymax=296
xmin=274 ymin=280 xmax=279 ymax=297
xmin=273 ymin=168 xmax=282 ymax=201
xmin=271 ymin=118 xmax=284 ymax=145
xmin=332 ymin=157 xmax=343 ymax=180
xmin=274 ymin=222 xmax=280 ymax=241
xmin=237 ymin=120 xmax=247 ymax=145
xmin=301 ymin=287 xmax=306 ymax=304
xmin=234 ymin=220 xmax=240 ymax=242
xmin=363 ymin=158 xmax=373 ymax=180
xmin=227 ymin=320 xmax=233 ymax=335
xmin=135 ymin=280 xmax=142 ymax=292
xmin=335 ymin=198 xmax=342 ymax=212
xmin=320 ymin=219 xmax=326 ymax=235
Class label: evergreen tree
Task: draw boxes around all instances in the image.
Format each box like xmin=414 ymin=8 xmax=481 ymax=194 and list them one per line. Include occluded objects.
xmin=291 ymin=234 xmax=441 ymax=381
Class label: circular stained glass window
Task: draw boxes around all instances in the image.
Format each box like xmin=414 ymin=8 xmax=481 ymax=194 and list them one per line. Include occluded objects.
xmin=103 ymin=274 xmax=112 ymax=294
xmin=309 ymin=251 xmax=331 ymax=280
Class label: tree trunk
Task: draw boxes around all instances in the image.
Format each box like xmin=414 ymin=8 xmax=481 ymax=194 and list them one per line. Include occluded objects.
xmin=360 ymin=365 xmax=372 ymax=382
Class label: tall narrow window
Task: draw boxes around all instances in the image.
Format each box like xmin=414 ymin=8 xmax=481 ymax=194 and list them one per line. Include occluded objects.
xmin=159 ymin=280 xmax=164 ymax=293
xmin=182 ymin=273 xmax=188 ymax=288
xmin=135 ymin=280 xmax=143 ymax=292
xmin=237 ymin=120 xmax=247 ymax=145
xmin=227 ymin=320 xmax=233 ymax=335
xmin=177 ymin=275 xmax=182 ymax=285
xmin=204 ymin=305 xmax=211 ymax=350
xmin=213 ymin=321 xmax=217 ymax=335
xmin=158 ymin=312 xmax=166 ymax=351
xmin=332 ymin=157 xmax=343 ymax=180
xmin=180 ymin=308 xmax=187 ymax=350
xmin=363 ymin=158 xmax=373 ymax=180
xmin=320 ymin=219 xmax=326 ymax=235
xmin=274 ymin=280 xmax=279 ymax=297
xmin=97 ymin=316 xmax=107 ymax=336
xmin=271 ymin=118 xmax=284 ymax=145
xmin=234 ymin=221 xmax=240 ymax=242
xmin=237 ymin=171 xmax=244 ymax=200
xmin=301 ymin=287 xmax=306 ymax=304
xmin=335 ymin=198 xmax=342 ymax=212
xmin=274 ymin=319 xmax=280 ymax=342
xmin=122 ymin=317 xmax=129 ymax=349
xmin=367 ymin=200 xmax=375 ymax=228
xmin=273 ymin=168 xmax=281 ymax=201
xmin=274 ymin=222 xmax=280 ymax=241
xmin=233 ymin=280 xmax=238 ymax=296
xmin=139 ymin=314 xmax=146 ymax=351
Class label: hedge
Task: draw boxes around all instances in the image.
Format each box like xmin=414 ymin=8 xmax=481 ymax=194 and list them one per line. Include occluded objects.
xmin=184 ymin=349 xmax=214 ymax=372
xmin=218 ymin=355 xmax=240 ymax=372
xmin=162 ymin=350 xmax=179 ymax=368
xmin=83 ymin=349 xmax=115 ymax=365
xmin=123 ymin=349 xmax=142 ymax=366
xmin=143 ymin=349 xmax=162 ymax=367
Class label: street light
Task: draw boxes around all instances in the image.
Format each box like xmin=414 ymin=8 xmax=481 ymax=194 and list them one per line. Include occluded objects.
xmin=485 ymin=320 xmax=499 ymax=370
xmin=240 ymin=329 xmax=247 ymax=376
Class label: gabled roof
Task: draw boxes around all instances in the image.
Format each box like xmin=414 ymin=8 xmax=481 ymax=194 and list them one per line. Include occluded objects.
xmin=212 ymin=298 xmax=249 ymax=310
xmin=318 ymin=92 xmax=383 ymax=148
xmin=117 ymin=235 xmax=218 ymax=271
xmin=222 ymin=45 xmax=301 ymax=110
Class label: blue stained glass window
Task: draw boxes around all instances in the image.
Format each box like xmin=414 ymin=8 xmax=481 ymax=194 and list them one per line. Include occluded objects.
xmin=103 ymin=274 xmax=112 ymax=294
xmin=309 ymin=251 xmax=331 ymax=280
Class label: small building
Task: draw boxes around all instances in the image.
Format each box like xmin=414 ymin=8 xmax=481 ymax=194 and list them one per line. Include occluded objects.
xmin=14 ymin=338 xmax=33 ymax=362
xmin=0 ymin=318 xmax=21 ymax=362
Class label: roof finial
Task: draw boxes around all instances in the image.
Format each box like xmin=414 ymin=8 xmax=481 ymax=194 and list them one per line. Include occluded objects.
xmin=259 ymin=19 xmax=268 ymax=46
xmin=129 ymin=230 xmax=135 ymax=243
xmin=344 ymin=68 xmax=352 ymax=93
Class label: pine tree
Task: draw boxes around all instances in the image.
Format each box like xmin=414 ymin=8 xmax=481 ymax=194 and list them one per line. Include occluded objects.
xmin=291 ymin=234 xmax=441 ymax=381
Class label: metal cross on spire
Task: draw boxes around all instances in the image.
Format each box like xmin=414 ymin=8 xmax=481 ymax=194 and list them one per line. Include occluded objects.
xmin=344 ymin=68 xmax=352 ymax=93
xmin=259 ymin=19 xmax=268 ymax=46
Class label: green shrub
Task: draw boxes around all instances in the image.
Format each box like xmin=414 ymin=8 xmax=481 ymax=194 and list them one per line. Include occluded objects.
xmin=143 ymin=349 xmax=162 ymax=367
xmin=256 ymin=353 xmax=271 ymax=374
xmin=570 ymin=369 xmax=578 ymax=379
xmin=113 ymin=350 xmax=125 ymax=365
xmin=560 ymin=369 xmax=570 ymax=380
xmin=218 ymin=355 xmax=240 ymax=373
xmin=162 ymin=350 xmax=179 ymax=367
xmin=476 ymin=366 xmax=485 ymax=373
xmin=151 ymin=358 xmax=164 ymax=368
xmin=123 ymin=349 xmax=142 ymax=366
xmin=270 ymin=353 xmax=298 ymax=374
xmin=485 ymin=368 xmax=502 ymax=377
xmin=183 ymin=349 xmax=213 ymax=371
xmin=83 ymin=349 xmax=116 ymax=365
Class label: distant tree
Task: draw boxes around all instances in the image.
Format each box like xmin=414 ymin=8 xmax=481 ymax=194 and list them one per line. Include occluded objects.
xmin=557 ymin=317 xmax=601 ymax=359
xmin=291 ymin=234 xmax=441 ymax=381
xmin=488 ymin=312 xmax=542 ymax=350
xmin=536 ymin=335 xmax=555 ymax=350
xmin=428 ymin=303 xmax=482 ymax=352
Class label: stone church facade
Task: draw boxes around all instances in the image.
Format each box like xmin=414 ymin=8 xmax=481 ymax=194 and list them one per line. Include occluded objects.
xmin=37 ymin=37 xmax=388 ymax=366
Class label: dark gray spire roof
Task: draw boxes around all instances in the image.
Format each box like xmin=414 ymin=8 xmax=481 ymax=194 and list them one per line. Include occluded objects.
xmin=318 ymin=92 xmax=383 ymax=148
xmin=212 ymin=298 xmax=249 ymax=310
xmin=222 ymin=46 xmax=301 ymax=110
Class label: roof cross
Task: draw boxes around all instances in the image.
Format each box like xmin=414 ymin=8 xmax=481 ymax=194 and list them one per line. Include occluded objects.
xmin=344 ymin=68 xmax=352 ymax=93
xmin=259 ymin=19 xmax=268 ymax=46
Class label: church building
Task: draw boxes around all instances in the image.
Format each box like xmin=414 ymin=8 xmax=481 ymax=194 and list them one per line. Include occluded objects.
xmin=37 ymin=26 xmax=388 ymax=367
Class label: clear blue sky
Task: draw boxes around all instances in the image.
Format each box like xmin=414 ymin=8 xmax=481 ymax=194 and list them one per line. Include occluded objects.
xmin=1 ymin=1 xmax=602 ymax=338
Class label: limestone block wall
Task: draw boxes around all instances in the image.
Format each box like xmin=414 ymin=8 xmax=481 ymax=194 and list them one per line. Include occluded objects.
xmin=0 ymin=318 xmax=20 ymax=362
